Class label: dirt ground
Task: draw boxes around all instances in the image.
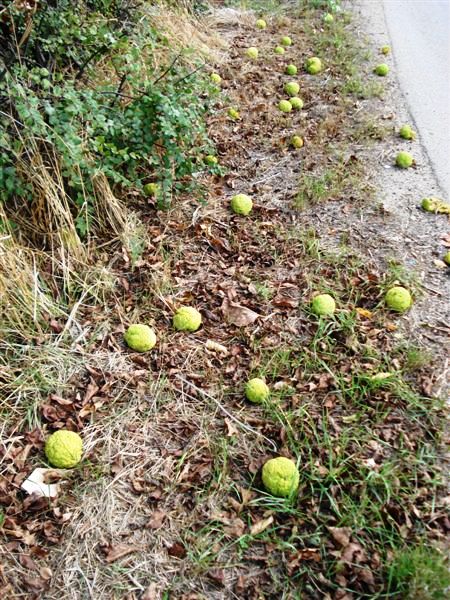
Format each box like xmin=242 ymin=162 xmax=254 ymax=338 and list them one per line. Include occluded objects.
xmin=1 ymin=2 xmax=448 ymax=599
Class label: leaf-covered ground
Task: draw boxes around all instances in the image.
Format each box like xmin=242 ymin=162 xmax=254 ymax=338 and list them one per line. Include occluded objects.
xmin=1 ymin=3 xmax=448 ymax=599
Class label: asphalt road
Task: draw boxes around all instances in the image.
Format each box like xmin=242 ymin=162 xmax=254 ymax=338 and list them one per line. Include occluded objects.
xmin=383 ymin=0 xmax=450 ymax=196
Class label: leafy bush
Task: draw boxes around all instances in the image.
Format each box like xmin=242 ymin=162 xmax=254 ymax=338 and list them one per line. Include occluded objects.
xmin=0 ymin=0 xmax=219 ymax=235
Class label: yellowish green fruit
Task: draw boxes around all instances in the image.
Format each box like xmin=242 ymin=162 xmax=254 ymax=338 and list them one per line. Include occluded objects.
xmin=371 ymin=372 xmax=394 ymax=382
xmin=311 ymin=293 xmax=336 ymax=316
xmin=399 ymin=125 xmax=416 ymax=140
xmin=285 ymin=64 xmax=297 ymax=75
xmin=443 ymin=251 xmax=450 ymax=265
xmin=228 ymin=107 xmax=240 ymax=120
xmin=280 ymin=36 xmax=292 ymax=47
xmin=290 ymin=97 xmax=304 ymax=110
xmin=173 ymin=306 xmax=202 ymax=332
xmin=45 ymin=430 xmax=83 ymax=468
xmin=395 ymin=151 xmax=413 ymax=168
xmin=421 ymin=197 xmax=450 ymax=214
xmin=381 ymin=45 xmax=390 ymax=55
xmin=205 ymin=154 xmax=218 ymax=166
xmin=262 ymin=457 xmax=299 ymax=497
xmin=245 ymin=378 xmax=270 ymax=403
xmin=291 ymin=135 xmax=304 ymax=148
xmin=284 ymin=81 xmax=300 ymax=96
xmin=278 ymin=99 xmax=292 ymax=113
xmin=124 ymin=324 xmax=157 ymax=352
xmin=143 ymin=182 xmax=159 ymax=196
xmin=256 ymin=19 xmax=267 ymax=30
xmin=374 ymin=63 xmax=389 ymax=76
xmin=385 ymin=286 xmax=412 ymax=312
xmin=306 ymin=57 xmax=322 ymax=74
xmin=210 ymin=73 xmax=222 ymax=84
xmin=323 ymin=13 xmax=334 ymax=23
xmin=246 ymin=47 xmax=259 ymax=59
xmin=230 ymin=193 xmax=253 ymax=215
xmin=274 ymin=46 xmax=285 ymax=55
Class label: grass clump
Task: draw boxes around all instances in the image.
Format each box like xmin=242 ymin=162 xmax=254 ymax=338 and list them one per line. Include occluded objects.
xmin=387 ymin=545 xmax=450 ymax=599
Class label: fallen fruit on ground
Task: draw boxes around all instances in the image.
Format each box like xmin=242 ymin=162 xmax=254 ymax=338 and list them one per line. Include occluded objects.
xmin=205 ymin=154 xmax=218 ymax=166
xmin=256 ymin=19 xmax=267 ymax=30
xmin=45 ymin=430 xmax=83 ymax=469
xmin=124 ymin=324 xmax=157 ymax=352
xmin=291 ymin=135 xmax=304 ymax=148
xmin=396 ymin=151 xmax=413 ymax=168
xmin=210 ymin=73 xmax=222 ymax=84
xmin=274 ymin=46 xmax=285 ymax=55
xmin=143 ymin=182 xmax=159 ymax=197
xmin=262 ymin=457 xmax=299 ymax=497
xmin=311 ymin=293 xmax=336 ymax=316
xmin=443 ymin=251 xmax=450 ymax=265
xmin=173 ymin=306 xmax=202 ymax=332
xmin=385 ymin=286 xmax=412 ymax=312
xmin=374 ymin=63 xmax=389 ymax=76
xmin=246 ymin=47 xmax=259 ymax=59
xmin=399 ymin=125 xmax=416 ymax=140
xmin=285 ymin=64 xmax=297 ymax=75
xmin=230 ymin=193 xmax=253 ymax=215
xmin=290 ymin=97 xmax=304 ymax=110
xmin=228 ymin=107 xmax=240 ymax=120
xmin=421 ymin=197 xmax=450 ymax=214
xmin=245 ymin=378 xmax=270 ymax=403
xmin=323 ymin=13 xmax=334 ymax=23
xmin=381 ymin=45 xmax=390 ymax=54
xmin=280 ymin=36 xmax=292 ymax=46
xmin=278 ymin=99 xmax=293 ymax=113
xmin=284 ymin=81 xmax=300 ymax=96
xmin=305 ymin=57 xmax=322 ymax=74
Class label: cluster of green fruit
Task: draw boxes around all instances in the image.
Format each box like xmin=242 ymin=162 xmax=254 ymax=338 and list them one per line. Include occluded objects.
xmin=41 ymin=15 xmax=426 ymax=502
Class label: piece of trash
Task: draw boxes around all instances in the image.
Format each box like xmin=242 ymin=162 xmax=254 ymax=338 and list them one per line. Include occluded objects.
xmin=21 ymin=468 xmax=61 ymax=498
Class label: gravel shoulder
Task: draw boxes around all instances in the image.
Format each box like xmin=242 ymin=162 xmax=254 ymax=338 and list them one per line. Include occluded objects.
xmin=305 ymin=0 xmax=449 ymax=377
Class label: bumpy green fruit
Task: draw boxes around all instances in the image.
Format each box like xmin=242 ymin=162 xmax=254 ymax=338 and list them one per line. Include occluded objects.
xmin=284 ymin=81 xmax=300 ymax=96
xmin=385 ymin=286 xmax=412 ymax=312
xmin=323 ymin=13 xmax=334 ymax=23
xmin=228 ymin=107 xmax=240 ymax=120
xmin=306 ymin=57 xmax=322 ymax=74
xmin=278 ymin=99 xmax=292 ymax=113
xmin=374 ymin=63 xmax=389 ymax=76
xmin=45 ymin=430 xmax=83 ymax=468
xmin=262 ymin=457 xmax=299 ymax=497
xmin=274 ymin=46 xmax=285 ymax=55
xmin=291 ymin=135 xmax=304 ymax=148
xmin=246 ymin=47 xmax=259 ymax=59
xmin=285 ymin=64 xmax=297 ymax=75
xmin=381 ymin=45 xmax=390 ymax=55
xmin=143 ymin=182 xmax=159 ymax=196
xmin=230 ymin=193 xmax=253 ymax=215
xmin=210 ymin=73 xmax=222 ymax=84
xmin=245 ymin=378 xmax=270 ymax=403
xmin=395 ymin=151 xmax=413 ymax=168
xmin=256 ymin=19 xmax=267 ymax=30
xmin=173 ymin=306 xmax=202 ymax=332
xmin=399 ymin=125 xmax=416 ymax=140
xmin=124 ymin=324 xmax=156 ymax=352
xmin=290 ymin=97 xmax=304 ymax=110
xmin=280 ymin=36 xmax=292 ymax=47
xmin=311 ymin=293 xmax=336 ymax=316
xmin=205 ymin=154 xmax=218 ymax=166
xmin=421 ymin=197 xmax=450 ymax=214
xmin=443 ymin=251 xmax=450 ymax=266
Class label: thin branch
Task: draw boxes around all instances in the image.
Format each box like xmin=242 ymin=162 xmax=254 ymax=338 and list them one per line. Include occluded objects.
xmin=152 ymin=51 xmax=183 ymax=86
